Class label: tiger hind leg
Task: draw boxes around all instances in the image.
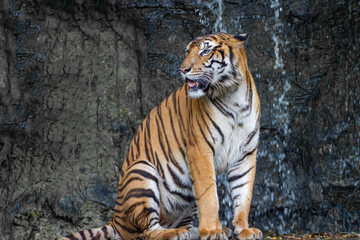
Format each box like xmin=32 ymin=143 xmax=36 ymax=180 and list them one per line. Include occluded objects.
xmin=111 ymin=160 xmax=195 ymax=240
xmin=171 ymin=209 xmax=199 ymax=239
xmin=145 ymin=210 xmax=198 ymax=240
xmin=140 ymin=227 xmax=192 ymax=240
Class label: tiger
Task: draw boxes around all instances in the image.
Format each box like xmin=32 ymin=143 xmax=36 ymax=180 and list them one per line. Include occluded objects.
xmin=60 ymin=32 xmax=262 ymax=240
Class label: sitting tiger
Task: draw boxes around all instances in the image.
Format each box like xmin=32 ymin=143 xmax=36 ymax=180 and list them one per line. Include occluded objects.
xmin=60 ymin=32 xmax=262 ymax=240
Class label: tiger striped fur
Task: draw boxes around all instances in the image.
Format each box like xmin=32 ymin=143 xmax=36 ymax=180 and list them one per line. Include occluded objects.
xmin=60 ymin=32 xmax=262 ymax=240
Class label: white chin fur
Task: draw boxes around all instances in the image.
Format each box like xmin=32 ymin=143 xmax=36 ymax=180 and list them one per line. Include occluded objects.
xmin=188 ymin=88 xmax=206 ymax=98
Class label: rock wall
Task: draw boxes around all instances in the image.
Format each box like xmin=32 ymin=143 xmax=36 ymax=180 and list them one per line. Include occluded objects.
xmin=0 ymin=0 xmax=359 ymax=239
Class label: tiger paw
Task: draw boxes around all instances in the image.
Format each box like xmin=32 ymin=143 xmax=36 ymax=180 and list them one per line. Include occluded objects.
xmin=199 ymin=227 xmax=231 ymax=240
xmin=233 ymin=228 xmax=263 ymax=240
xmin=142 ymin=228 xmax=191 ymax=240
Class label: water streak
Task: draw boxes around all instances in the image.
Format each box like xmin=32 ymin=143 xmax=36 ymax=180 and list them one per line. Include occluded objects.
xmin=196 ymin=0 xmax=227 ymax=33
xmin=270 ymin=0 xmax=284 ymax=70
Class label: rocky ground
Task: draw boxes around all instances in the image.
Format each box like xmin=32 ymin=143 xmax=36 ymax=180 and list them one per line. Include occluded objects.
xmin=264 ymin=232 xmax=360 ymax=240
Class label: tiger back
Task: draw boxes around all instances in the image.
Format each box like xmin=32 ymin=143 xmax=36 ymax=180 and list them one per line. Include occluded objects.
xmin=60 ymin=32 xmax=262 ymax=240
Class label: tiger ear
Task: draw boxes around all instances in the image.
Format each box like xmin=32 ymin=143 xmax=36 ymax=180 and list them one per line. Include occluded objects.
xmin=233 ymin=33 xmax=249 ymax=42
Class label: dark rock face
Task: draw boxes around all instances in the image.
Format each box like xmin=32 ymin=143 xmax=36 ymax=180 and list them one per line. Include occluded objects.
xmin=0 ymin=0 xmax=359 ymax=239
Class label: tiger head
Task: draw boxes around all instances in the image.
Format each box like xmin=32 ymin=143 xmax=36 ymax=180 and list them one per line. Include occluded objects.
xmin=180 ymin=32 xmax=249 ymax=98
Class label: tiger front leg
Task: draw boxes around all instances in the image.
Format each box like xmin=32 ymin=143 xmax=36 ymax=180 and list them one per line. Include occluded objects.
xmin=228 ymin=150 xmax=263 ymax=240
xmin=187 ymin=147 xmax=231 ymax=240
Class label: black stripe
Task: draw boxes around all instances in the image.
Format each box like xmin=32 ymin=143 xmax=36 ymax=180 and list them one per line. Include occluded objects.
xmin=245 ymin=127 xmax=258 ymax=146
xmin=158 ymin=110 xmax=184 ymax=174
xmin=243 ymin=70 xmax=253 ymax=118
xmin=218 ymin=49 xmax=225 ymax=61
xmin=172 ymin=91 xmax=177 ymax=113
xmin=148 ymin=217 xmax=159 ymax=229
xmin=124 ymin=188 xmax=160 ymax=206
xmin=199 ymin=108 xmax=215 ymax=143
xmin=231 ymin=182 xmax=248 ymax=191
xmin=124 ymin=201 xmax=146 ymax=215
xmin=203 ymin=109 xmax=224 ymax=144
xmin=247 ymin=72 xmax=253 ymax=106
xmin=228 ymin=166 xmax=254 ymax=183
xmin=196 ymin=117 xmax=214 ymax=153
xmin=178 ymin=119 xmax=187 ymax=149
xmin=213 ymin=43 xmax=223 ymax=50
xmin=130 ymin=160 xmax=157 ymax=170
xmin=155 ymin=117 xmax=168 ymax=162
xmin=204 ymin=63 xmax=214 ymax=69
xmin=146 ymin=116 xmax=151 ymax=143
xmin=144 ymin=129 xmax=151 ymax=163
xmin=232 ymin=194 xmax=241 ymax=202
xmin=211 ymin=99 xmax=235 ymax=120
xmin=144 ymin=207 xmax=159 ymax=218
xmin=228 ymin=156 xmax=251 ymax=177
xmin=208 ymin=51 xmax=216 ymax=60
xmin=177 ymin=92 xmax=182 ymax=118
xmin=64 ymin=235 xmax=78 ymax=240
xmin=218 ymin=74 xmax=230 ymax=82
xmin=177 ymin=217 xmax=193 ymax=228
xmin=205 ymin=59 xmax=226 ymax=69
xmin=113 ymin=218 xmax=138 ymax=234
xmin=138 ymin=207 xmax=159 ymax=219
xmin=127 ymin=169 xmax=158 ymax=185
xmin=169 ymin=108 xmax=186 ymax=160
xmin=147 ymin=130 xmax=157 ymax=169
xmin=228 ymin=45 xmax=234 ymax=65
xmin=79 ymin=231 xmax=86 ymax=240
xmin=218 ymin=98 xmax=237 ymax=118
xmin=163 ymin=181 xmax=195 ymax=202
xmin=130 ymin=145 xmax=134 ymax=163
xmin=118 ymin=177 xmax=143 ymax=192
xmin=134 ymin=133 xmax=140 ymax=158
xmin=88 ymin=229 xmax=94 ymax=238
xmin=245 ymin=114 xmax=260 ymax=146
xmin=240 ymin=104 xmax=250 ymax=112
xmin=234 ymin=147 xmax=257 ymax=166
xmin=177 ymin=92 xmax=187 ymax=139
xmin=135 ymin=209 xmax=159 ymax=230
xmin=102 ymin=226 xmax=109 ymax=238
xmin=154 ymin=152 xmax=164 ymax=178
xmin=114 ymin=208 xmax=123 ymax=214
xmin=167 ymin=164 xmax=192 ymax=190
xmin=124 ymin=155 xmax=130 ymax=169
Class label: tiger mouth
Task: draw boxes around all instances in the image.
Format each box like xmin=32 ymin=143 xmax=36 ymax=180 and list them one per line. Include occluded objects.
xmin=186 ymin=78 xmax=210 ymax=92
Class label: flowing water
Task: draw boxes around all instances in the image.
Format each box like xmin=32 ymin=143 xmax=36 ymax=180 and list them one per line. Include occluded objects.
xmin=196 ymin=0 xmax=227 ymax=34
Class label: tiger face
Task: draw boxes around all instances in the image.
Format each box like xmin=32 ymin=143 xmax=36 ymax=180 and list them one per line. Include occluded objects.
xmin=180 ymin=32 xmax=249 ymax=98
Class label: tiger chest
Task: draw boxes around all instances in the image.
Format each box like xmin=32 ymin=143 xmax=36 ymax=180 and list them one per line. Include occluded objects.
xmin=211 ymin=103 xmax=259 ymax=172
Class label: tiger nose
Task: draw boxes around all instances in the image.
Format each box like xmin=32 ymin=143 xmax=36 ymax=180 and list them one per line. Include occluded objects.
xmin=180 ymin=67 xmax=191 ymax=74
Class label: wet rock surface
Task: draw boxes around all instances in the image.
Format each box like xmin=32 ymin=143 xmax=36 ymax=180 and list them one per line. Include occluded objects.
xmin=0 ymin=0 xmax=359 ymax=239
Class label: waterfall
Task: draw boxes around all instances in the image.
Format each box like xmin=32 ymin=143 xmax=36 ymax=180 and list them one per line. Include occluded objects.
xmin=270 ymin=0 xmax=284 ymax=70
xmin=196 ymin=0 xmax=227 ymax=33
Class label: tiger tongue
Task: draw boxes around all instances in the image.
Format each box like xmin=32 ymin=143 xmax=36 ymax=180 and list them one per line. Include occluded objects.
xmin=188 ymin=81 xmax=196 ymax=88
